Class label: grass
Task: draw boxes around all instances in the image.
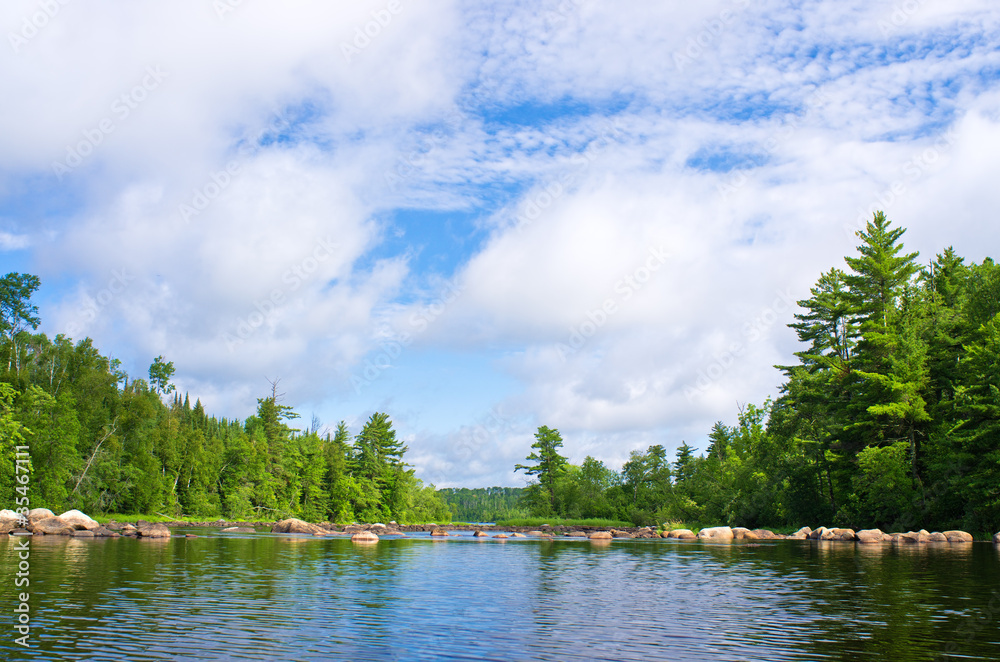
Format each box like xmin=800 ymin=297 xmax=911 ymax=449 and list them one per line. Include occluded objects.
xmin=92 ymin=513 xmax=185 ymax=524
xmin=494 ymin=517 xmax=631 ymax=529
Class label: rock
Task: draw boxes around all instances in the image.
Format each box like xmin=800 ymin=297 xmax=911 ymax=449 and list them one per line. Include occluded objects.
xmin=0 ymin=509 xmax=22 ymax=524
xmin=565 ymin=531 xmax=589 ymax=537
xmin=221 ymin=527 xmax=256 ymax=533
xmin=343 ymin=525 xmax=364 ymax=534
xmin=856 ymin=529 xmax=886 ymax=544
xmin=791 ymin=526 xmax=812 ymax=539
xmin=927 ymin=532 xmax=948 ymax=542
xmin=137 ymin=522 xmax=171 ymax=538
xmin=351 ymin=531 xmax=379 ymax=543
xmin=121 ymin=524 xmax=138 ymax=536
xmin=72 ymin=530 xmax=95 ymax=538
xmin=589 ymin=531 xmax=612 ymax=540
xmin=493 ymin=534 xmax=508 ymax=539
xmin=511 ymin=533 xmax=526 ymax=538
xmin=30 ymin=517 xmax=75 ymax=535
xmin=809 ymin=527 xmax=829 ymax=540
xmin=732 ymin=527 xmax=759 ymax=540
xmin=92 ymin=526 xmax=115 ymax=537
xmin=473 ymin=530 xmax=489 ymax=537
xmin=752 ymin=529 xmax=778 ymax=540
xmin=667 ymin=529 xmax=697 ymax=539
xmin=59 ymin=510 xmax=100 ymax=531
xmin=27 ymin=508 xmax=55 ymax=523
xmin=430 ymin=529 xmax=449 ymax=537
xmin=943 ymin=530 xmax=973 ymax=543
xmin=271 ymin=518 xmax=325 ymax=535
xmin=821 ymin=528 xmax=856 ymax=541
xmin=993 ymin=532 xmax=1000 ymax=544
xmin=527 ymin=531 xmax=548 ymax=537
xmin=697 ymin=526 xmax=734 ymax=541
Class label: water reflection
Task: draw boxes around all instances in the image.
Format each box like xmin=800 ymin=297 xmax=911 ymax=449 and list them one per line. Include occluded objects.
xmin=1 ymin=534 xmax=998 ymax=661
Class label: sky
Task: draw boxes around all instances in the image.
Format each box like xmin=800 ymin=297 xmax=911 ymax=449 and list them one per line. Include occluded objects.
xmin=2 ymin=0 xmax=999 ymax=489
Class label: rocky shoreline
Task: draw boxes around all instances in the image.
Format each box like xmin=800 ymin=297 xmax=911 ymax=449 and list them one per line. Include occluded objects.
xmin=5 ymin=509 xmax=1000 ymax=546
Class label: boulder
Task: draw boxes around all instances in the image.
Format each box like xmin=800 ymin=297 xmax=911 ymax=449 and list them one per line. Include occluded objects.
xmin=430 ymin=529 xmax=449 ymax=537
xmin=511 ymin=533 xmax=526 ymax=538
xmin=697 ymin=526 xmax=734 ymax=541
xmin=28 ymin=508 xmax=55 ymax=523
xmin=732 ymin=527 xmax=759 ymax=540
xmin=92 ymin=526 xmax=115 ymax=537
xmin=72 ymin=530 xmax=95 ymax=538
xmin=351 ymin=531 xmax=379 ymax=543
xmin=473 ymin=530 xmax=489 ymax=537
xmin=809 ymin=527 xmax=829 ymax=540
xmin=30 ymin=517 xmax=75 ymax=535
xmin=943 ymin=530 xmax=973 ymax=543
xmin=271 ymin=518 xmax=325 ymax=535
xmin=856 ymin=529 xmax=886 ymax=544
xmin=137 ymin=522 xmax=171 ymax=538
xmin=589 ymin=531 xmax=612 ymax=540
xmin=493 ymin=534 xmax=509 ymax=539
xmin=994 ymin=532 xmax=1000 ymax=544
xmin=927 ymin=532 xmax=948 ymax=542
xmin=821 ymin=528 xmax=856 ymax=541
xmin=59 ymin=510 xmax=100 ymax=531
xmin=566 ymin=531 xmax=589 ymax=537
xmin=221 ymin=527 xmax=256 ymax=533
xmin=752 ymin=529 xmax=779 ymax=540
xmin=121 ymin=524 xmax=138 ymax=536
xmin=667 ymin=529 xmax=697 ymax=539
xmin=0 ymin=509 xmax=22 ymax=523
xmin=790 ymin=526 xmax=812 ymax=539
xmin=527 ymin=531 xmax=549 ymax=537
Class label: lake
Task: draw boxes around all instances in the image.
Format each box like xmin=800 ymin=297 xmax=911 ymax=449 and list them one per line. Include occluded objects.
xmin=3 ymin=530 xmax=999 ymax=661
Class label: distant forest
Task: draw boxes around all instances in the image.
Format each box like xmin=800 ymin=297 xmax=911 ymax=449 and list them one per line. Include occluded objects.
xmin=511 ymin=213 xmax=1000 ymax=535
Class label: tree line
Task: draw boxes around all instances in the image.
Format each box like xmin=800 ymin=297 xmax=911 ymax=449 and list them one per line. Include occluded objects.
xmin=513 ymin=213 xmax=1000 ymax=535
xmin=0 ymin=277 xmax=450 ymax=523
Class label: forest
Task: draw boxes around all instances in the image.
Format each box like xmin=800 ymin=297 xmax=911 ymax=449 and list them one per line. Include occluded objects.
xmin=0 ymin=275 xmax=451 ymax=522
xmin=2 ymin=212 xmax=999 ymax=533
xmin=512 ymin=213 xmax=1000 ymax=535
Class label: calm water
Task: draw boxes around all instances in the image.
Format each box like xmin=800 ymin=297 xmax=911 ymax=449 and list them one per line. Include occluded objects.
xmin=2 ymin=530 xmax=999 ymax=661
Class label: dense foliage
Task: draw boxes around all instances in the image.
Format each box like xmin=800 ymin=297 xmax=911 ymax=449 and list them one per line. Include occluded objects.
xmin=514 ymin=213 xmax=1000 ymax=535
xmin=0 ymin=283 xmax=450 ymax=523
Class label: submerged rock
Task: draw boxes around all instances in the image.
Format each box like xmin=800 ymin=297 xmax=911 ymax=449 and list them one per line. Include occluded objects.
xmin=566 ymin=531 xmax=588 ymax=537
xmin=221 ymin=526 xmax=256 ymax=533
xmin=493 ymin=534 xmax=509 ymax=539
xmin=72 ymin=530 xmax=95 ymax=538
xmin=588 ymin=531 xmax=612 ymax=540
xmin=271 ymin=518 xmax=325 ymax=535
xmin=352 ymin=531 xmax=379 ymax=543
xmin=430 ymin=529 xmax=449 ymax=537
xmin=473 ymin=530 xmax=489 ymax=537
xmin=697 ymin=526 xmax=734 ymax=541
xmin=137 ymin=522 xmax=171 ymax=538
xmin=510 ymin=533 xmax=526 ymax=538
xmin=667 ymin=529 xmax=696 ymax=540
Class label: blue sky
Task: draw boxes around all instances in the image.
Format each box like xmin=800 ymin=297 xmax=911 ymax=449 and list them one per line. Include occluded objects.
xmin=2 ymin=0 xmax=1000 ymax=487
